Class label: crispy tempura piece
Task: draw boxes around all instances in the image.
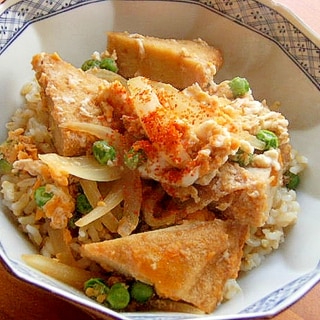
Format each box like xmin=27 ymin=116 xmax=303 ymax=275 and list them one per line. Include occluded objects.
xmin=107 ymin=32 xmax=223 ymax=89
xmin=181 ymin=222 xmax=248 ymax=312
xmin=81 ymin=220 xmax=248 ymax=313
xmin=207 ymin=164 xmax=277 ymax=227
xmin=32 ymin=52 xmax=109 ymax=156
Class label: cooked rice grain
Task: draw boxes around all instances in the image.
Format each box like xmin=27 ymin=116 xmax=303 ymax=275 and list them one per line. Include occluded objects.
xmin=240 ymin=186 xmax=301 ymax=271
xmin=0 ymin=76 xmax=308 ymax=312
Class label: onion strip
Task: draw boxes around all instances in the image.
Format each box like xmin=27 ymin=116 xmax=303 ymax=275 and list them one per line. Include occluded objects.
xmin=22 ymin=254 xmax=93 ymax=290
xmin=75 ymin=180 xmax=124 ymax=227
xmin=85 ymin=68 xmax=128 ymax=87
xmin=47 ymin=227 xmax=76 ymax=266
xmin=100 ymin=211 xmax=120 ymax=233
xmin=79 ymin=179 xmax=101 ymax=207
xmin=59 ymin=121 xmax=122 ymax=145
xmin=117 ymin=170 xmax=142 ymax=237
xmin=39 ymin=153 xmax=121 ymax=182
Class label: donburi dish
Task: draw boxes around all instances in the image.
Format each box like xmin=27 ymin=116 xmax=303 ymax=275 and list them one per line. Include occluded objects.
xmin=0 ymin=32 xmax=307 ymax=314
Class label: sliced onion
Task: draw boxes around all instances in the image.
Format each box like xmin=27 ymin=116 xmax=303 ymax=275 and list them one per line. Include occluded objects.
xmin=248 ymin=135 xmax=267 ymax=150
xmin=141 ymin=185 xmax=176 ymax=228
xmin=86 ymin=68 xmax=128 ymax=87
xmin=79 ymin=179 xmax=102 ymax=207
xmin=59 ymin=121 xmax=122 ymax=144
xmin=75 ymin=180 xmax=124 ymax=227
xmin=100 ymin=211 xmax=120 ymax=233
xmin=39 ymin=153 xmax=121 ymax=182
xmin=47 ymin=227 xmax=76 ymax=266
xmin=22 ymin=254 xmax=93 ymax=290
xmin=117 ymin=170 xmax=142 ymax=237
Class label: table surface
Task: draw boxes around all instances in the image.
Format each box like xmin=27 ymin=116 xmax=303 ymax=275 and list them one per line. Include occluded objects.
xmin=0 ymin=1 xmax=319 ymax=320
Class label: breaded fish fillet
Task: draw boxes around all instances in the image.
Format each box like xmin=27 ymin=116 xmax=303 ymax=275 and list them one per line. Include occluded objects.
xmin=107 ymin=32 xmax=223 ymax=90
xmin=32 ymin=52 xmax=109 ymax=156
xmin=81 ymin=220 xmax=248 ymax=313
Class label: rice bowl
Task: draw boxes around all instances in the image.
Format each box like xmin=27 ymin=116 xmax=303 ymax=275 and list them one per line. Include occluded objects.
xmin=0 ymin=1 xmax=319 ymax=319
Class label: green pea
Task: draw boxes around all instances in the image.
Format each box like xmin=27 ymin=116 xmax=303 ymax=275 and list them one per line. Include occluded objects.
xmin=84 ymin=278 xmax=109 ymax=295
xmin=99 ymin=58 xmax=118 ymax=73
xmin=124 ymin=148 xmax=146 ymax=170
xmin=92 ymin=140 xmax=116 ymax=165
xmin=0 ymin=158 xmax=12 ymax=174
xmin=34 ymin=186 xmax=53 ymax=208
xmin=81 ymin=58 xmax=118 ymax=73
xmin=256 ymin=129 xmax=279 ymax=150
xmin=131 ymin=281 xmax=154 ymax=303
xmin=229 ymin=77 xmax=250 ymax=98
xmin=231 ymin=149 xmax=253 ymax=167
xmin=81 ymin=59 xmax=101 ymax=71
xmin=285 ymin=171 xmax=300 ymax=190
xmin=76 ymin=193 xmax=93 ymax=214
xmin=107 ymin=283 xmax=130 ymax=309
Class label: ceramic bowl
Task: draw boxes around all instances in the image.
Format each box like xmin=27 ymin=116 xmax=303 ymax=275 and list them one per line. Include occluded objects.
xmin=0 ymin=1 xmax=319 ymax=319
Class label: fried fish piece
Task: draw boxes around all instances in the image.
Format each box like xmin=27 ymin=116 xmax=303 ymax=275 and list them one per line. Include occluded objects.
xmin=181 ymin=221 xmax=248 ymax=312
xmin=107 ymin=32 xmax=223 ymax=90
xmin=32 ymin=52 xmax=109 ymax=156
xmin=81 ymin=220 xmax=248 ymax=313
xmin=208 ymin=164 xmax=277 ymax=227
